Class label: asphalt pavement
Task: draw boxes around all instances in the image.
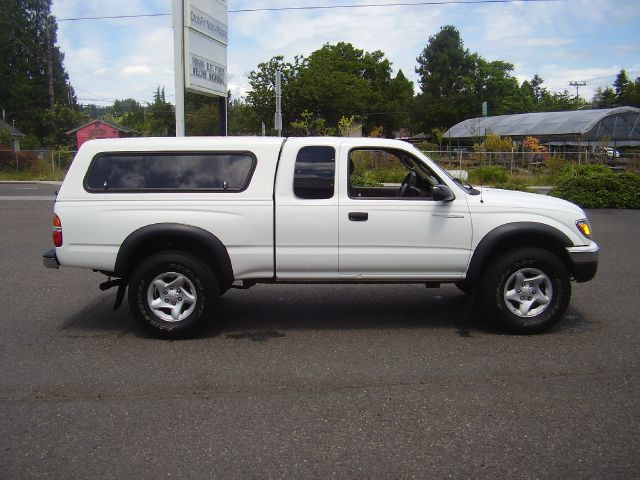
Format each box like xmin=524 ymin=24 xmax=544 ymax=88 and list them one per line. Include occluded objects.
xmin=0 ymin=193 xmax=638 ymax=478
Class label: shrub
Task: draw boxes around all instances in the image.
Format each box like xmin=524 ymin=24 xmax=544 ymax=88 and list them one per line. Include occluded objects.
xmin=549 ymin=171 xmax=640 ymax=208
xmin=351 ymin=173 xmax=381 ymax=187
xmin=469 ymin=165 xmax=508 ymax=184
xmin=545 ymin=155 xmax=567 ymax=173
xmin=0 ymin=149 xmax=16 ymax=169
xmin=558 ymin=163 xmax=610 ymax=177
xmin=414 ymin=141 xmax=440 ymax=152
xmin=16 ymin=151 xmax=38 ymax=171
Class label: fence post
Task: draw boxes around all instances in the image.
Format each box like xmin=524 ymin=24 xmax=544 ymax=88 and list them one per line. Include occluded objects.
xmin=510 ymin=147 xmax=514 ymax=174
xmin=51 ymin=151 xmax=55 ymax=176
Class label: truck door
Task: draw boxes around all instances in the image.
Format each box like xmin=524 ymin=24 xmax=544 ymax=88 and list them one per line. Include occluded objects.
xmin=338 ymin=146 xmax=472 ymax=279
xmin=274 ymin=142 xmax=339 ymax=279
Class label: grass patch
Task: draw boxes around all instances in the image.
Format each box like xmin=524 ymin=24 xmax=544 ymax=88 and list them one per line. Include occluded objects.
xmin=0 ymin=160 xmax=67 ymax=181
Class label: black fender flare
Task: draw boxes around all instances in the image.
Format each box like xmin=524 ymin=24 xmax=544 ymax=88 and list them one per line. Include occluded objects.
xmin=466 ymin=222 xmax=573 ymax=283
xmin=114 ymin=223 xmax=234 ymax=290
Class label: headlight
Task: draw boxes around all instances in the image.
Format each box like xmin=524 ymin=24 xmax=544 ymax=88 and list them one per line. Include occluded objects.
xmin=576 ymin=219 xmax=592 ymax=239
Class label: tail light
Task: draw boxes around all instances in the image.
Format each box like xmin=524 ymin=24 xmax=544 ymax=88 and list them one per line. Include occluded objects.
xmin=53 ymin=214 xmax=63 ymax=247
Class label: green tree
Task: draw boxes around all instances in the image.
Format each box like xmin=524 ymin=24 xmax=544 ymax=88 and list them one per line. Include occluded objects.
xmin=247 ymin=55 xmax=302 ymax=134
xmin=290 ymin=110 xmax=335 ymax=136
xmin=0 ymin=0 xmax=76 ymax=142
xmin=289 ymin=42 xmax=395 ymax=133
xmin=621 ymin=77 xmax=640 ymax=107
xmin=382 ymin=69 xmax=415 ymax=137
xmin=414 ymin=25 xmax=485 ymax=130
xmin=592 ymin=87 xmax=617 ymax=108
xmin=415 ymin=25 xmax=476 ymax=99
xmin=185 ymin=91 xmax=219 ymax=136
xmin=0 ymin=127 xmax=11 ymax=148
xmin=247 ymin=43 xmax=412 ymax=136
xmin=228 ymin=96 xmax=260 ymax=135
xmin=144 ymin=87 xmax=175 ymax=136
xmin=42 ymin=103 xmax=86 ymax=147
xmin=474 ymin=59 xmax=522 ymax=115
xmin=614 ymin=69 xmax=630 ymax=100
xmin=112 ymin=98 xmax=145 ymax=132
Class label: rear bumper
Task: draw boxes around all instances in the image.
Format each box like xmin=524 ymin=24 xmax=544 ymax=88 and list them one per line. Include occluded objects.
xmin=567 ymin=244 xmax=599 ymax=283
xmin=42 ymin=248 xmax=59 ymax=269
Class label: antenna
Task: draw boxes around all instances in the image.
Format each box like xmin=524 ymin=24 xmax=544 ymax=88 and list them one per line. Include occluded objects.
xmin=569 ymin=81 xmax=586 ymax=100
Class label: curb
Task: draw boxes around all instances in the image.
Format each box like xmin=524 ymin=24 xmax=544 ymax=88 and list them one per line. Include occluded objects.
xmin=0 ymin=180 xmax=63 ymax=185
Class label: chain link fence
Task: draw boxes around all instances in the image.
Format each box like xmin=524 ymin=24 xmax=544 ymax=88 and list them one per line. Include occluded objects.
xmin=421 ymin=149 xmax=640 ymax=174
xmin=0 ymin=149 xmax=77 ymax=179
xmin=1 ymin=147 xmax=638 ymax=181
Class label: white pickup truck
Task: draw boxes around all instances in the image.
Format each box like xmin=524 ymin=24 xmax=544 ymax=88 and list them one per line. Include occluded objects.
xmin=43 ymin=136 xmax=599 ymax=338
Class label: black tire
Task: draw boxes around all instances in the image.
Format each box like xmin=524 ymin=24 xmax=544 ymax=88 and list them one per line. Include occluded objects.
xmin=480 ymin=247 xmax=571 ymax=334
xmin=128 ymin=251 xmax=218 ymax=339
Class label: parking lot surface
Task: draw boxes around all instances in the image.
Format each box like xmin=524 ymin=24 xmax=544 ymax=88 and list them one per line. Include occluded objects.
xmin=0 ymin=190 xmax=638 ymax=478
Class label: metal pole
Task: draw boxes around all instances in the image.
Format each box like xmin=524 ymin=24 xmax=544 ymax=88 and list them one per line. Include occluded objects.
xmin=173 ymin=0 xmax=186 ymax=136
xmin=218 ymin=96 xmax=227 ymax=136
xmin=274 ymin=70 xmax=282 ymax=137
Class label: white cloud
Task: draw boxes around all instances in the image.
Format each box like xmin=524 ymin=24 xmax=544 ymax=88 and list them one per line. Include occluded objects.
xmin=51 ymin=0 xmax=640 ymax=105
xmin=121 ymin=65 xmax=153 ymax=76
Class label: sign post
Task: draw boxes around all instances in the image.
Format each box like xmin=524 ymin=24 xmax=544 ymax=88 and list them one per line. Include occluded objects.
xmin=172 ymin=0 xmax=186 ymax=136
xmin=173 ymin=0 xmax=228 ymax=136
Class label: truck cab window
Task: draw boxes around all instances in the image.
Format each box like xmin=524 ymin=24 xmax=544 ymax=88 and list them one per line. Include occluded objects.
xmin=293 ymin=146 xmax=336 ymax=199
xmin=348 ymin=148 xmax=439 ymax=199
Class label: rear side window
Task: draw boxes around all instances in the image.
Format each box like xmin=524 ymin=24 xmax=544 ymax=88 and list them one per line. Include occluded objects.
xmin=293 ymin=146 xmax=335 ymax=199
xmin=84 ymin=152 xmax=256 ymax=192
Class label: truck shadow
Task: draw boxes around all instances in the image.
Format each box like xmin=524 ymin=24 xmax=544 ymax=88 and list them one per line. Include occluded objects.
xmin=214 ymin=284 xmax=486 ymax=335
xmin=59 ymin=283 xmax=590 ymax=339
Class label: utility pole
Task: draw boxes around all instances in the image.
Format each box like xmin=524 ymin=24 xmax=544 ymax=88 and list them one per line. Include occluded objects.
xmin=46 ymin=14 xmax=55 ymax=107
xmin=569 ymin=81 xmax=586 ymax=100
xmin=274 ymin=70 xmax=282 ymax=137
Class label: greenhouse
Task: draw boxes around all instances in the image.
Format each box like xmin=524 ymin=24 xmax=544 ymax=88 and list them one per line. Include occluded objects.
xmin=443 ymin=106 xmax=640 ymax=147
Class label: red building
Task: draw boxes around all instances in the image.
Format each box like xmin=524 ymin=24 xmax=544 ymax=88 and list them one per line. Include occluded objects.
xmin=67 ymin=119 xmax=137 ymax=149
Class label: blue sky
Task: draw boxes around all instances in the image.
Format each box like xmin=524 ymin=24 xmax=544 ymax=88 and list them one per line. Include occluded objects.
xmin=51 ymin=0 xmax=640 ymax=106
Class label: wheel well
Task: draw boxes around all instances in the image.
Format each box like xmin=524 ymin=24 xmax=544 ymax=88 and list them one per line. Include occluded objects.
xmin=115 ymin=225 xmax=234 ymax=293
xmin=468 ymin=232 xmax=573 ymax=284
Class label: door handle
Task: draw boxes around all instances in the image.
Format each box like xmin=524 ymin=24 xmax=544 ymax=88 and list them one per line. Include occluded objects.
xmin=348 ymin=212 xmax=368 ymax=222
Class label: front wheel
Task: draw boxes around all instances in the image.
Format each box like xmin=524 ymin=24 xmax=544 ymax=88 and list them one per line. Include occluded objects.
xmin=128 ymin=251 xmax=218 ymax=339
xmin=480 ymin=248 xmax=571 ymax=334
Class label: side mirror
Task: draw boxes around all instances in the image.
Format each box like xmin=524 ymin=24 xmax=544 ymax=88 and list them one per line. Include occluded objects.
xmin=432 ymin=184 xmax=455 ymax=202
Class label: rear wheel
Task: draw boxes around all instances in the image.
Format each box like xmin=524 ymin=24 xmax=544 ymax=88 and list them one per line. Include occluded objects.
xmin=480 ymin=248 xmax=571 ymax=334
xmin=128 ymin=251 xmax=218 ymax=339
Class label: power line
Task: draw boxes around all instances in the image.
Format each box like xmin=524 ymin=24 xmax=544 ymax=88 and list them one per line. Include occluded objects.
xmin=231 ymin=0 xmax=560 ymax=13
xmin=58 ymin=13 xmax=169 ymax=22
xmin=57 ymin=0 xmax=560 ymax=21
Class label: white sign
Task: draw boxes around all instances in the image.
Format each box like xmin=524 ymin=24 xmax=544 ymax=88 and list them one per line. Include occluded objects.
xmin=189 ymin=5 xmax=227 ymax=45
xmin=186 ymin=31 xmax=227 ymax=96
xmin=183 ymin=0 xmax=228 ymax=97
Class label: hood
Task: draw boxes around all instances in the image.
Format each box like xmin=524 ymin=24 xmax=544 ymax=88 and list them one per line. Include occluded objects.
xmin=472 ymin=187 xmax=585 ymax=216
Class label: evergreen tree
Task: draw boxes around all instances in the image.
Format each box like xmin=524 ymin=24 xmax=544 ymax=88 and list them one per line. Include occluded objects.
xmin=0 ymin=0 xmax=77 ymax=145
xmin=613 ymin=69 xmax=630 ymax=100
xmin=144 ymin=87 xmax=175 ymax=136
